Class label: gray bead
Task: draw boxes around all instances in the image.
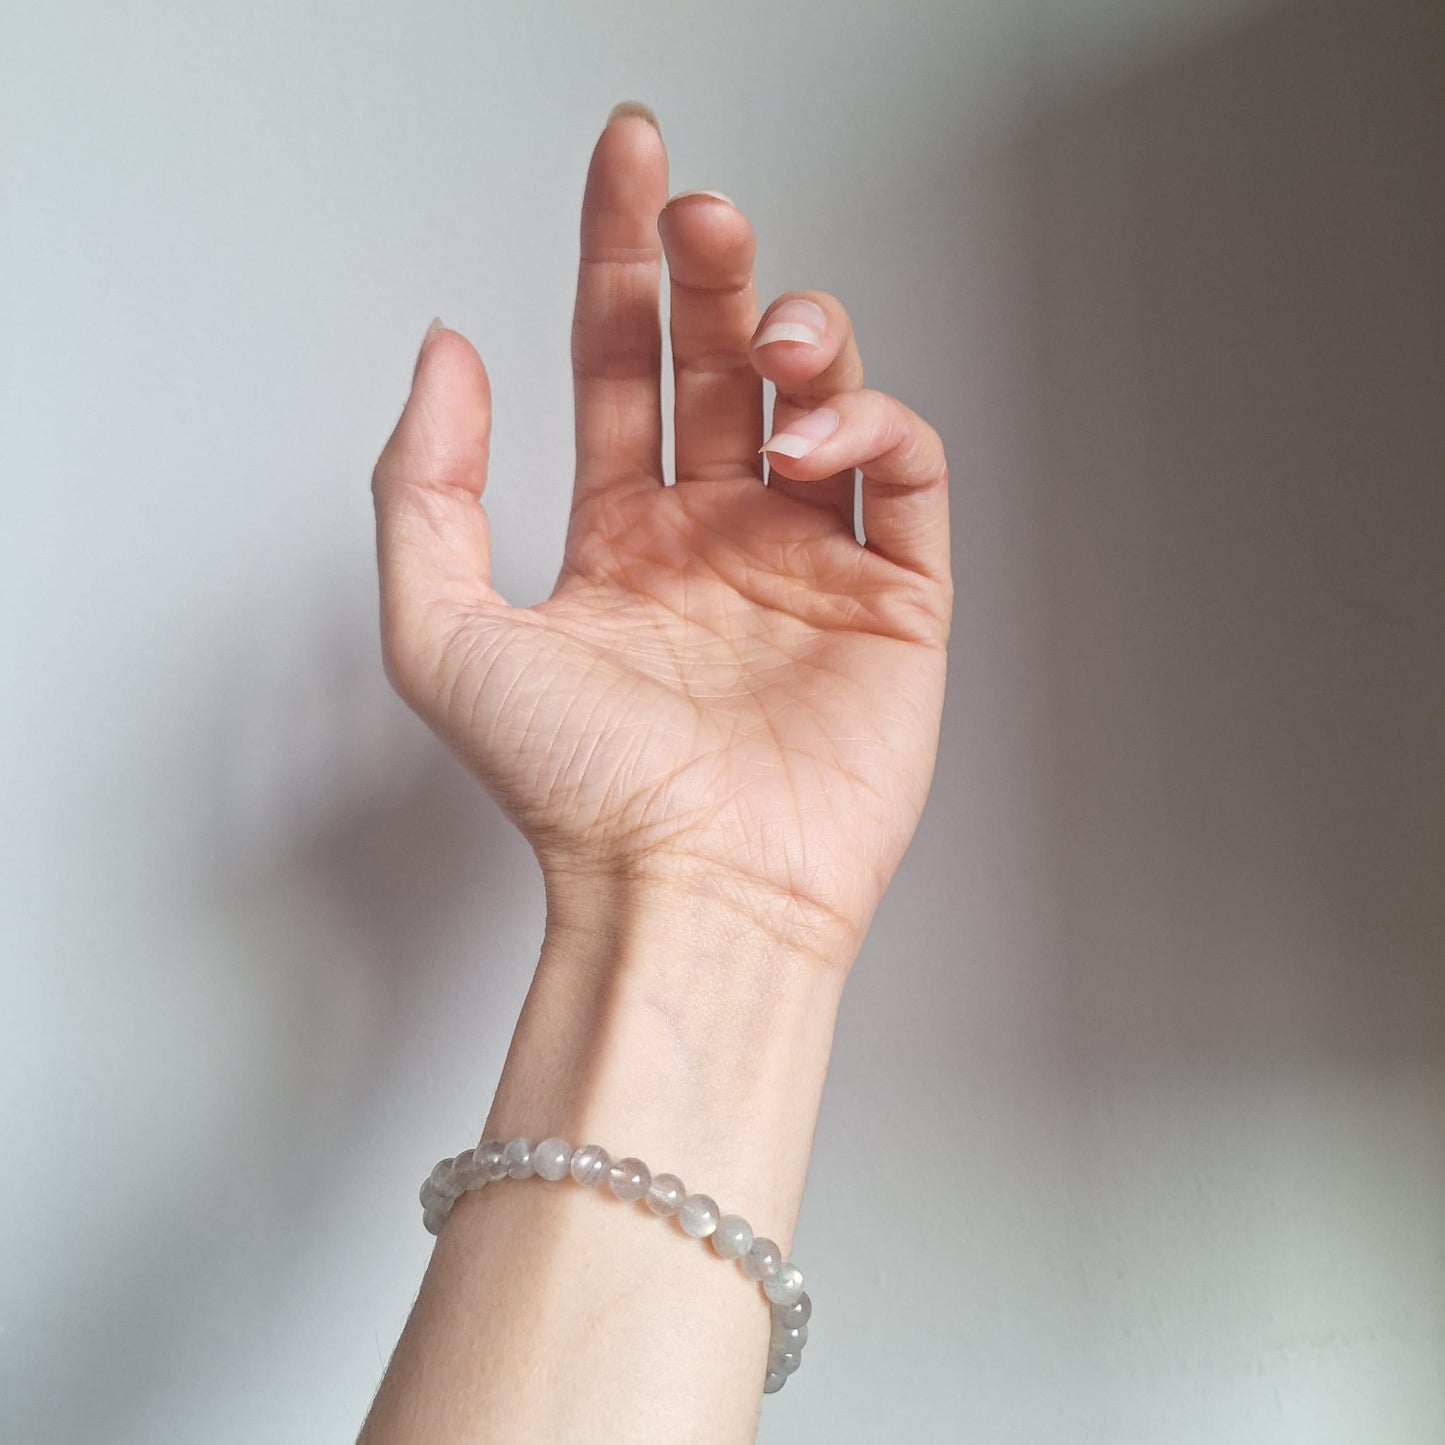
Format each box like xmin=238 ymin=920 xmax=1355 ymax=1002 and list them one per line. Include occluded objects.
xmin=570 ymin=1143 xmax=610 ymax=1187
xmin=645 ymin=1173 xmax=685 ymax=1216
xmin=762 ymin=1261 xmax=804 ymax=1306
xmin=474 ymin=1138 xmax=508 ymax=1182
xmin=533 ymin=1137 xmax=571 ymax=1182
xmin=762 ymin=1370 xmax=787 ymax=1394
xmin=502 ymin=1137 xmax=535 ymax=1179
xmin=772 ymin=1291 xmax=812 ymax=1332
xmin=451 ymin=1147 xmax=486 ymax=1189
xmin=768 ymin=1348 xmax=803 ymax=1377
xmin=679 ymin=1193 xmax=719 ymax=1238
xmin=419 ymin=1177 xmax=447 ymax=1212
xmin=771 ymin=1322 xmax=808 ymax=1352
xmin=430 ymin=1159 xmax=463 ymax=1201
xmin=712 ymin=1214 xmax=753 ymax=1259
xmin=608 ymin=1157 xmax=651 ymax=1201
xmin=741 ymin=1236 xmax=781 ymax=1281
xmin=422 ymin=1206 xmax=447 ymax=1236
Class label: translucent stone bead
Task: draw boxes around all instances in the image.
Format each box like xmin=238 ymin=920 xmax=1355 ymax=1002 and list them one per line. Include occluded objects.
xmin=419 ymin=1178 xmax=447 ymax=1213
xmin=762 ymin=1370 xmax=787 ymax=1394
xmin=430 ymin=1159 xmax=463 ymax=1201
xmin=608 ymin=1157 xmax=651 ymax=1201
xmin=772 ymin=1291 xmax=812 ymax=1332
xmin=741 ymin=1236 xmax=781 ymax=1281
xmin=711 ymin=1214 xmax=753 ymax=1259
xmin=570 ymin=1143 xmax=610 ymax=1187
xmin=451 ymin=1147 xmax=485 ymax=1188
xmin=771 ymin=1322 xmax=808 ymax=1352
xmin=645 ymin=1173 xmax=685 ymax=1216
xmin=474 ymin=1138 xmax=508 ymax=1182
xmin=679 ymin=1193 xmax=719 ymax=1238
xmin=502 ymin=1137 xmax=535 ymax=1179
xmin=768 ymin=1347 xmax=803 ymax=1377
xmin=533 ymin=1137 xmax=571 ymax=1182
xmin=422 ymin=1207 xmax=447 ymax=1236
xmin=763 ymin=1261 xmax=804 ymax=1306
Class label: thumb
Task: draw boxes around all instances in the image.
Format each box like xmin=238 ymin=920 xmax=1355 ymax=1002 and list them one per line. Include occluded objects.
xmin=371 ymin=321 xmax=503 ymax=703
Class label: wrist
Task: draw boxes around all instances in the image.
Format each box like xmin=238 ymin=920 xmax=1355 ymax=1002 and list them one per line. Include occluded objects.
xmin=482 ymin=868 xmax=850 ymax=1240
xmin=538 ymin=850 xmax=869 ymax=974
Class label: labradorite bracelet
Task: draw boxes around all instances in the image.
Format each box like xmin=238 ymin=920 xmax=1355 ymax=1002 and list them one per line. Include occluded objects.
xmin=418 ymin=1136 xmax=812 ymax=1394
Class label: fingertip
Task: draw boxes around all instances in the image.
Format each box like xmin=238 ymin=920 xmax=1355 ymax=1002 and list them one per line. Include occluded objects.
xmin=388 ymin=323 xmax=492 ymax=501
xmin=753 ymin=298 xmax=828 ymax=352
xmin=656 ymin=192 xmax=755 ymax=282
xmin=593 ymin=104 xmax=667 ymax=172
xmin=750 ymin=292 xmax=858 ymax=393
xmin=412 ymin=323 xmax=489 ymax=400
xmin=607 ymin=99 xmax=660 ymax=132
xmin=411 ymin=316 xmax=444 ymax=382
xmin=583 ymin=110 xmax=669 ymax=245
xmin=760 ymin=405 xmax=844 ymax=470
xmin=662 ymin=189 xmax=737 ymax=216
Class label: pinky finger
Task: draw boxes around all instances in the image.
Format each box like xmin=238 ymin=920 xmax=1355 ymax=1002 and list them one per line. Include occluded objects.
xmin=761 ymin=389 xmax=951 ymax=586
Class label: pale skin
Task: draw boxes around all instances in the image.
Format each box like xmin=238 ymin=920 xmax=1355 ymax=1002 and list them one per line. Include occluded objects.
xmin=359 ymin=102 xmax=951 ymax=1443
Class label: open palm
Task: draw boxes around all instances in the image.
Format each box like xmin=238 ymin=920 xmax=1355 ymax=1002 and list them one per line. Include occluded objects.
xmin=373 ymin=108 xmax=951 ymax=959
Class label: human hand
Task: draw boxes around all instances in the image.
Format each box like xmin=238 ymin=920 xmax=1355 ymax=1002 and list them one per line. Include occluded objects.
xmin=372 ymin=106 xmax=951 ymax=966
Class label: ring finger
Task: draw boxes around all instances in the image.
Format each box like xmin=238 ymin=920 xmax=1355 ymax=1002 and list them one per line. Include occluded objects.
xmin=751 ymin=290 xmax=865 ymax=528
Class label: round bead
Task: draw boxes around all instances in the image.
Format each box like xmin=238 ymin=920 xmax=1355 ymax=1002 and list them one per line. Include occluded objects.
xmin=772 ymin=1290 xmax=812 ymax=1332
xmin=768 ymin=1348 xmax=803 ymax=1377
xmin=679 ymin=1193 xmax=719 ymax=1238
xmin=608 ymin=1157 xmax=651 ymax=1201
xmin=762 ymin=1371 xmax=787 ymax=1394
xmin=763 ymin=1261 xmax=804 ymax=1306
xmin=430 ymin=1159 xmax=463 ymax=1201
xmin=645 ymin=1173 xmax=685 ymax=1216
xmin=741 ymin=1236 xmax=781 ymax=1281
xmin=570 ymin=1143 xmax=610 ymax=1187
xmin=450 ymin=1147 xmax=485 ymax=1188
xmin=711 ymin=1214 xmax=753 ymax=1259
xmin=422 ymin=1207 xmax=447 ymax=1236
xmin=533 ymin=1137 xmax=571 ymax=1182
xmin=419 ymin=1178 xmax=446 ymax=1212
xmin=475 ymin=1139 xmax=508 ymax=1182
xmin=502 ymin=1137 xmax=535 ymax=1179
xmin=771 ymin=1322 xmax=808 ymax=1352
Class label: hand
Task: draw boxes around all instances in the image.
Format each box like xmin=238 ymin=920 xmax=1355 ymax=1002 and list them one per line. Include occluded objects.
xmin=372 ymin=106 xmax=951 ymax=964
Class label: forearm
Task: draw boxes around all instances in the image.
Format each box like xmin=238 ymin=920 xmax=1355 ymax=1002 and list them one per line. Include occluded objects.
xmin=364 ymin=101 xmax=950 ymax=1445
xmin=359 ymin=870 xmax=850 ymax=1443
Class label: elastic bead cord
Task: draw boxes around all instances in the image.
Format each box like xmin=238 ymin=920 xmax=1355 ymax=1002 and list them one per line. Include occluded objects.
xmin=418 ymin=1136 xmax=813 ymax=1396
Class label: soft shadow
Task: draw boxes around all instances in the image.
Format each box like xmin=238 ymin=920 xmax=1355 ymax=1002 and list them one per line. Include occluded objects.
xmin=12 ymin=604 xmax=533 ymax=1445
xmin=1012 ymin=0 xmax=1445 ymax=1075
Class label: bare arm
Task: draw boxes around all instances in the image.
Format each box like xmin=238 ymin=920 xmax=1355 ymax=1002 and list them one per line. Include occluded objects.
xmin=360 ymin=103 xmax=951 ymax=1443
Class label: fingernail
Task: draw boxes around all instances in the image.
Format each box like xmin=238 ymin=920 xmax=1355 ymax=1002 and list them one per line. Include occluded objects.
xmin=413 ymin=317 xmax=443 ymax=380
xmin=668 ymin=188 xmax=735 ymax=206
xmin=754 ymin=298 xmax=828 ymax=351
xmin=760 ymin=406 xmax=840 ymax=458
xmin=608 ymin=100 xmax=659 ymax=131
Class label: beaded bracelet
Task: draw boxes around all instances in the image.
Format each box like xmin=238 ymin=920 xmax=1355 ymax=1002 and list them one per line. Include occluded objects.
xmin=419 ymin=1136 xmax=812 ymax=1395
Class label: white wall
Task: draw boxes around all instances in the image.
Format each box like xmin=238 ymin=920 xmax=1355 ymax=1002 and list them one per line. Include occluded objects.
xmin=3 ymin=1 xmax=1442 ymax=1441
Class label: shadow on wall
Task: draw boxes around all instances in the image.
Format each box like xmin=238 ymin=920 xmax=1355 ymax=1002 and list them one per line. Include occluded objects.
xmin=14 ymin=606 xmax=534 ymax=1445
xmin=1011 ymin=0 xmax=1444 ymax=1076
xmin=812 ymin=5 xmax=1442 ymax=1436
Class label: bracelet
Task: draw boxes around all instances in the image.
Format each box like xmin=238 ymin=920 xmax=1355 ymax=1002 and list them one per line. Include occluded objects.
xmin=418 ymin=1136 xmax=812 ymax=1395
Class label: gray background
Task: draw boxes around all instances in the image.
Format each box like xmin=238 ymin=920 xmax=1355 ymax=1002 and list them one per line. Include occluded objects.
xmin=2 ymin=1 xmax=1442 ymax=1441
